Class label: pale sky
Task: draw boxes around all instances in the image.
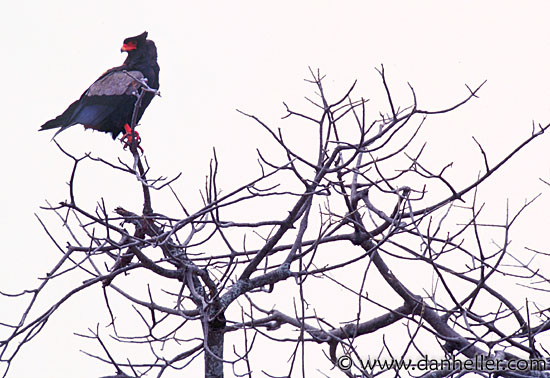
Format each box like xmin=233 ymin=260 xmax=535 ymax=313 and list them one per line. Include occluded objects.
xmin=1 ymin=1 xmax=550 ymax=377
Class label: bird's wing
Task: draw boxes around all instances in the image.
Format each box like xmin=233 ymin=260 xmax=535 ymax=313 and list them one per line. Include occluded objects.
xmin=46 ymin=70 xmax=145 ymax=137
xmin=85 ymin=70 xmax=145 ymax=97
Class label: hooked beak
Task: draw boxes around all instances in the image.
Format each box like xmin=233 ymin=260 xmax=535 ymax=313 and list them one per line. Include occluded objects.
xmin=121 ymin=42 xmax=137 ymax=52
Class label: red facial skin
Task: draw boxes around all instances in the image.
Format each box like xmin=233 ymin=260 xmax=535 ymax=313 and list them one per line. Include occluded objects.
xmin=121 ymin=41 xmax=137 ymax=52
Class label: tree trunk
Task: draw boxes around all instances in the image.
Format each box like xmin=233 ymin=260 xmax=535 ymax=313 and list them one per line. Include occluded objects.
xmin=204 ymin=312 xmax=226 ymax=378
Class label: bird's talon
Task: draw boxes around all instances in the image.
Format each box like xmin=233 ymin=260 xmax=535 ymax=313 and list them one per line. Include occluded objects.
xmin=120 ymin=123 xmax=143 ymax=152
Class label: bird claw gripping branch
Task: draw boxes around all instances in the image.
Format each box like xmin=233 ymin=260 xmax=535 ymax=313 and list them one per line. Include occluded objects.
xmin=120 ymin=123 xmax=144 ymax=153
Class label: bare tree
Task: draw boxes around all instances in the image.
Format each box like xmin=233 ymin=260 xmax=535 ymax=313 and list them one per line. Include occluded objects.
xmin=2 ymin=67 xmax=550 ymax=378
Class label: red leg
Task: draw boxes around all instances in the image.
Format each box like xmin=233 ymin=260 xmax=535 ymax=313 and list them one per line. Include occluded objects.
xmin=120 ymin=124 xmax=144 ymax=152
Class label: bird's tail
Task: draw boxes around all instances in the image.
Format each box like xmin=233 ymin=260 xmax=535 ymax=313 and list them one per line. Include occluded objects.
xmin=39 ymin=99 xmax=81 ymax=138
xmin=39 ymin=118 xmax=72 ymax=140
xmin=39 ymin=118 xmax=64 ymax=131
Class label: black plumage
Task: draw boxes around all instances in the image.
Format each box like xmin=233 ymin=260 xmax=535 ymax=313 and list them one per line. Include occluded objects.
xmin=40 ymin=31 xmax=160 ymax=140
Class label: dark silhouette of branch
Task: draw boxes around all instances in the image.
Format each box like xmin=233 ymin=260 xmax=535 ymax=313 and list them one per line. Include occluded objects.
xmin=2 ymin=68 xmax=550 ymax=378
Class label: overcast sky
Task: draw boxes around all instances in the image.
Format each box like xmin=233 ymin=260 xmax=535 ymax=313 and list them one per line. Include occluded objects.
xmin=2 ymin=1 xmax=550 ymax=377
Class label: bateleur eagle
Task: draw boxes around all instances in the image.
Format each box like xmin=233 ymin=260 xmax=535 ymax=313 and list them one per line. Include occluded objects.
xmin=39 ymin=31 xmax=160 ymax=146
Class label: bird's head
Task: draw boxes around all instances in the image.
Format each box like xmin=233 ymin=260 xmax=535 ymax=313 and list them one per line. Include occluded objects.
xmin=121 ymin=31 xmax=149 ymax=53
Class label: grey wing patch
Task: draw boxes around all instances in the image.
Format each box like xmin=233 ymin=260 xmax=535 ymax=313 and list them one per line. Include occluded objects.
xmin=86 ymin=70 xmax=145 ymax=97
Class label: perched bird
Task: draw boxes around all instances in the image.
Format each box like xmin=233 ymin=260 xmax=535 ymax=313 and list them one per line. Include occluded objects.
xmin=39 ymin=31 xmax=160 ymax=147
